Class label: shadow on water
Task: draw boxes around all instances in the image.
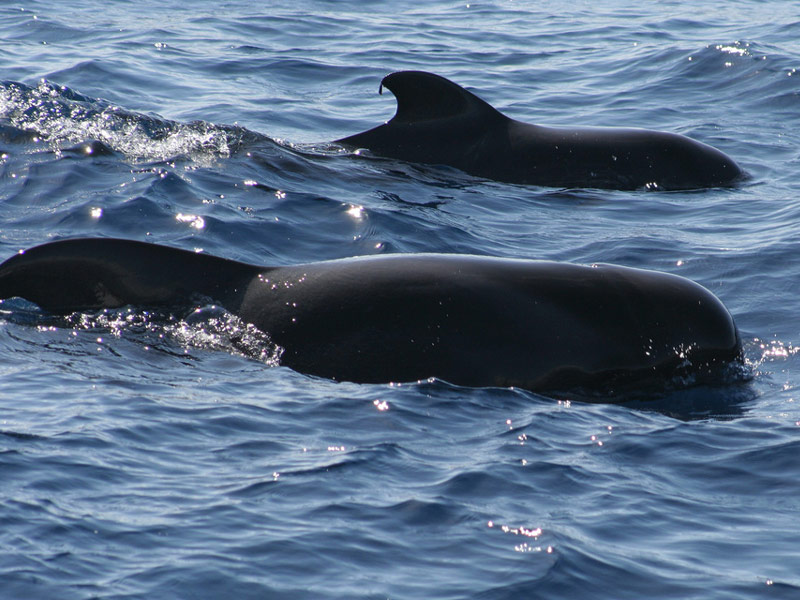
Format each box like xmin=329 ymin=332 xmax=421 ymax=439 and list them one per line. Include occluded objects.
xmin=538 ymin=361 xmax=757 ymax=421
xmin=612 ymin=382 xmax=757 ymax=421
xmin=404 ymin=368 xmax=756 ymax=421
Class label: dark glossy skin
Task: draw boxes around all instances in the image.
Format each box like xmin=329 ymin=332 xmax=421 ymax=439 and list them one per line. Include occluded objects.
xmin=336 ymin=71 xmax=743 ymax=190
xmin=0 ymin=238 xmax=742 ymax=394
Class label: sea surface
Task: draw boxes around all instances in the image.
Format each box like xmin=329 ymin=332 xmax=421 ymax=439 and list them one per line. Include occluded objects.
xmin=1 ymin=1 xmax=799 ymax=598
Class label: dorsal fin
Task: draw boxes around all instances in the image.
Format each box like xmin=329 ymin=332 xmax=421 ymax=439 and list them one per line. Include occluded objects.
xmin=379 ymin=71 xmax=506 ymax=124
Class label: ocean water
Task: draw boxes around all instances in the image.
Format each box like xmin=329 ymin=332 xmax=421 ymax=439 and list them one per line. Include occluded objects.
xmin=1 ymin=1 xmax=800 ymax=598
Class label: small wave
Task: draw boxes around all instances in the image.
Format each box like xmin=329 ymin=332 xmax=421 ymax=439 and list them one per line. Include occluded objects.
xmin=63 ymin=305 xmax=282 ymax=366
xmin=0 ymin=80 xmax=261 ymax=163
xmin=638 ymin=40 xmax=797 ymax=109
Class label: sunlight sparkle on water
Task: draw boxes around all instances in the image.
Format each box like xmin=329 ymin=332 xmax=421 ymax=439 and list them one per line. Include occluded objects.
xmin=488 ymin=522 xmax=551 ymax=554
xmin=759 ymin=339 xmax=800 ymax=360
xmin=716 ymin=43 xmax=749 ymax=56
xmin=176 ymin=213 xmax=205 ymax=230
xmin=346 ymin=204 xmax=365 ymax=219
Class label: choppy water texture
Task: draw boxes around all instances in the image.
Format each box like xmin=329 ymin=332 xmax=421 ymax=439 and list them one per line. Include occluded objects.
xmin=1 ymin=1 xmax=800 ymax=598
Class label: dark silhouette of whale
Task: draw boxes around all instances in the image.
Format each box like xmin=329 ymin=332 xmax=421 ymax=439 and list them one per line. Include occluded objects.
xmin=336 ymin=71 xmax=743 ymax=190
xmin=0 ymin=238 xmax=741 ymax=395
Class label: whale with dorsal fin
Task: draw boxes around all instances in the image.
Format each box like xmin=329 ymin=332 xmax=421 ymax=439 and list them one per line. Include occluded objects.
xmin=0 ymin=238 xmax=742 ymax=396
xmin=336 ymin=71 xmax=743 ymax=190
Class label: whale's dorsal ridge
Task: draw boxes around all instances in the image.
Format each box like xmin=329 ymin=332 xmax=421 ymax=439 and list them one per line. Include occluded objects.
xmin=379 ymin=71 xmax=506 ymax=125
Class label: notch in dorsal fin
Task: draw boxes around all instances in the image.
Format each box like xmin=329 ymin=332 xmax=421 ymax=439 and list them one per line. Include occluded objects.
xmin=379 ymin=71 xmax=506 ymax=124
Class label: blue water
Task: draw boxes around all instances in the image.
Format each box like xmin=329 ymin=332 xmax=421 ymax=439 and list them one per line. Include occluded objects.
xmin=1 ymin=1 xmax=800 ymax=598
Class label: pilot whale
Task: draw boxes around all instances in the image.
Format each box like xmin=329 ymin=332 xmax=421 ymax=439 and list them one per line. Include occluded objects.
xmin=336 ymin=71 xmax=743 ymax=190
xmin=0 ymin=238 xmax=742 ymax=395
